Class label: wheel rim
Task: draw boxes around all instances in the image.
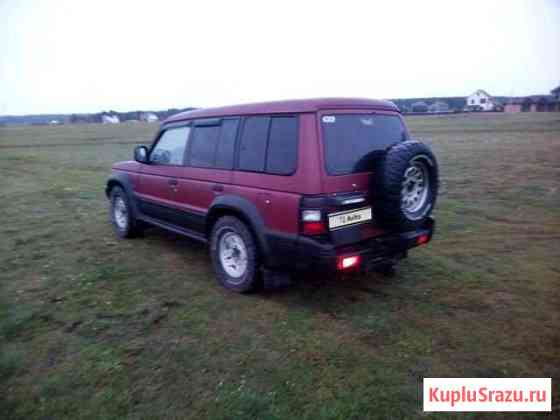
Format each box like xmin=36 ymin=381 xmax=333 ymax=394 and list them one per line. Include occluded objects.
xmin=401 ymin=160 xmax=430 ymax=217
xmin=219 ymin=231 xmax=248 ymax=281
xmin=113 ymin=197 xmax=128 ymax=229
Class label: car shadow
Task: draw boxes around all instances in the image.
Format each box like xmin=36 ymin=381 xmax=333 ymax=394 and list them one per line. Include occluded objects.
xmin=257 ymin=269 xmax=400 ymax=317
xmin=140 ymin=225 xmax=401 ymax=317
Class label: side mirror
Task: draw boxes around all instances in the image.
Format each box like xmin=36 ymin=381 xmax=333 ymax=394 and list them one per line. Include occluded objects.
xmin=134 ymin=145 xmax=149 ymax=163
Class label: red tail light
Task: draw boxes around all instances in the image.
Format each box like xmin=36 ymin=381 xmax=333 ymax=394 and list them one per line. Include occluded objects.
xmin=302 ymin=221 xmax=327 ymax=235
xmin=337 ymin=255 xmax=361 ymax=270
xmin=416 ymin=234 xmax=430 ymax=245
xmin=301 ymin=210 xmax=326 ymax=235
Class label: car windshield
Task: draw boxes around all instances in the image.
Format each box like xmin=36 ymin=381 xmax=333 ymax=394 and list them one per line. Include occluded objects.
xmin=322 ymin=114 xmax=408 ymax=175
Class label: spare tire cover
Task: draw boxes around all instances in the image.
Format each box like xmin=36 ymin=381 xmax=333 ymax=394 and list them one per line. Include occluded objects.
xmin=372 ymin=140 xmax=439 ymax=231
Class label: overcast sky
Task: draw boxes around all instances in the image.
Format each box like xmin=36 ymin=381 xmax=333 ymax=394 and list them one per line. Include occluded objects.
xmin=1 ymin=0 xmax=559 ymax=115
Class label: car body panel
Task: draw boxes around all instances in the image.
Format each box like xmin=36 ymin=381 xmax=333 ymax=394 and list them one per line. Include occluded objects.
xmin=165 ymin=98 xmax=399 ymax=124
xmin=107 ymin=98 xmax=435 ymax=274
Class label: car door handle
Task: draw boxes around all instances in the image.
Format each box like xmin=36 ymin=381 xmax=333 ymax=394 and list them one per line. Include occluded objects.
xmin=168 ymin=179 xmax=178 ymax=186
xmin=212 ymin=184 xmax=224 ymax=192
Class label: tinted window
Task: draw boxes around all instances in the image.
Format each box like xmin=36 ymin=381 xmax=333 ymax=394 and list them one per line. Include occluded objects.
xmin=238 ymin=116 xmax=269 ymax=172
xmin=266 ymin=117 xmax=298 ymax=175
xmin=190 ymin=125 xmax=220 ymax=168
xmin=322 ymin=114 xmax=407 ymax=175
xmin=215 ymin=119 xmax=239 ymax=169
xmin=150 ymin=126 xmax=190 ymax=165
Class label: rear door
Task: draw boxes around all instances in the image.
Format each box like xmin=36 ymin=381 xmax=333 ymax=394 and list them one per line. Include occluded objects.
xmin=135 ymin=125 xmax=191 ymax=222
xmin=318 ymin=110 xmax=409 ymax=244
xmin=232 ymin=115 xmax=300 ymax=235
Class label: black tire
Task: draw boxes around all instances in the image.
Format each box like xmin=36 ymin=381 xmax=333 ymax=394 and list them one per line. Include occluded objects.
xmin=372 ymin=140 xmax=438 ymax=231
xmin=210 ymin=216 xmax=260 ymax=293
xmin=109 ymin=186 xmax=143 ymax=238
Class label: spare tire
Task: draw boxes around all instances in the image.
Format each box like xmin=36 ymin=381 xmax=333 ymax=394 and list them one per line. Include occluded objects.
xmin=372 ymin=140 xmax=438 ymax=231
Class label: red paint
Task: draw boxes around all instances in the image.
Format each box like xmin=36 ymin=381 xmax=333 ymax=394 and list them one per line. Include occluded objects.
xmin=111 ymin=98 xmax=403 ymax=247
xmin=165 ymin=98 xmax=398 ymax=124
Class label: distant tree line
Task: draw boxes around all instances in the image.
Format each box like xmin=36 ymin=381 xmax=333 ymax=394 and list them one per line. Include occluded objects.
xmin=0 ymin=108 xmax=196 ymax=125
xmin=68 ymin=108 xmax=196 ymax=124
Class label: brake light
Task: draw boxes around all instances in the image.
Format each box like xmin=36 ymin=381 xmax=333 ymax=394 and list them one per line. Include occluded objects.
xmin=416 ymin=234 xmax=430 ymax=245
xmin=301 ymin=210 xmax=326 ymax=235
xmin=337 ymin=255 xmax=361 ymax=270
xmin=303 ymin=221 xmax=326 ymax=235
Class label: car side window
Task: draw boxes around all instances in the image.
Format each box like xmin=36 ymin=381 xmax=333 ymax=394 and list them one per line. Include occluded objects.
xmin=188 ymin=118 xmax=240 ymax=169
xmin=266 ymin=116 xmax=298 ymax=175
xmin=238 ymin=115 xmax=298 ymax=175
xmin=190 ymin=124 xmax=221 ymax=168
xmin=150 ymin=126 xmax=191 ymax=165
xmin=238 ymin=116 xmax=269 ymax=172
xmin=215 ymin=119 xmax=239 ymax=169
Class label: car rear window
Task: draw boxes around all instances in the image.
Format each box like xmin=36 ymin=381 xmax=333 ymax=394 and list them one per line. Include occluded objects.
xmin=322 ymin=114 xmax=408 ymax=175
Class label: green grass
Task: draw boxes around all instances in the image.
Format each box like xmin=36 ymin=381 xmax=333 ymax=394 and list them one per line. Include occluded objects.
xmin=1 ymin=114 xmax=559 ymax=419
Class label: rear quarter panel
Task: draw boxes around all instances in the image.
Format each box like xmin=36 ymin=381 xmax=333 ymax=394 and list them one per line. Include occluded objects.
xmin=231 ymin=113 xmax=321 ymax=234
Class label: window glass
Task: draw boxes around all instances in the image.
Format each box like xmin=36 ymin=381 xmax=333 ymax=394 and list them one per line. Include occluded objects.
xmin=215 ymin=119 xmax=239 ymax=169
xmin=190 ymin=125 xmax=220 ymax=168
xmin=150 ymin=126 xmax=190 ymax=165
xmin=322 ymin=114 xmax=407 ymax=175
xmin=266 ymin=116 xmax=298 ymax=175
xmin=238 ymin=116 xmax=269 ymax=172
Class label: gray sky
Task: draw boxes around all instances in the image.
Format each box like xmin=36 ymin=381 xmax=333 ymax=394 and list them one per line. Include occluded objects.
xmin=1 ymin=0 xmax=559 ymax=115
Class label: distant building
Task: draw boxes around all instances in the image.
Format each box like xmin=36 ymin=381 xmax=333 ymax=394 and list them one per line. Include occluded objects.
xmin=504 ymin=97 xmax=531 ymax=113
xmin=428 ymin=101 xmax=450 ymax=113
xmin=101 ymin=114 xmax=120 ymax=124
xmin=504 ymin=87 xmax=560 ymax=113
xmin=465 ymin=89 xmax=500 ymax=111
xmin=411 ymin=101 xmax=428 ymax=113
xmin=140 ymin=112 xmax=159 ymax=123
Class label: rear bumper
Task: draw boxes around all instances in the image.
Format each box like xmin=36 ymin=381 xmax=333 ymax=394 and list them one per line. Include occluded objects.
xmin=296 ymin=217 xmax=435 ymax=273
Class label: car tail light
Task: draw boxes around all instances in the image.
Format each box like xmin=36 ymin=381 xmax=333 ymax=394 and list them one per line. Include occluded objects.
xmin=337 ymin=255 xmax=361 ymax=270
xmin=301 ymin=210 xmax=326 ymax=235
xmin=416 ymin=234 xmax=430 ymax=245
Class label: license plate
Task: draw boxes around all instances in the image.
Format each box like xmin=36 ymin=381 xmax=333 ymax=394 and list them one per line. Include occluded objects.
xmin=328 ymin=207 xmax=372 ymax=230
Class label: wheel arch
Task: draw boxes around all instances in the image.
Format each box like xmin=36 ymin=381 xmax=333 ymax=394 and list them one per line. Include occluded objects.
xmin=105 ymin=172 xmax=140 ymax=218
xmin=206 ymin=195 xmax=270 ymax=263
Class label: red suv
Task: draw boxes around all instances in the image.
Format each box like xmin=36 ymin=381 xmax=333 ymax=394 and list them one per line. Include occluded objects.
xmin=106 ymin=98 xmax=438 ymax=292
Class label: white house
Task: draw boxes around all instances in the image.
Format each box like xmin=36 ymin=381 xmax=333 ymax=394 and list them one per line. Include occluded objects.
xmin=101 ymin=114 xmax=120 ymax=124
xmin=466 ymin=89 xmax=497 ymax=111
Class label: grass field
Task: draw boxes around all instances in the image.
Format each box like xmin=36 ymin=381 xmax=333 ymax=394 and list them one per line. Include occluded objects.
xmin=1 ymin=113 xmax=559 ymax=419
